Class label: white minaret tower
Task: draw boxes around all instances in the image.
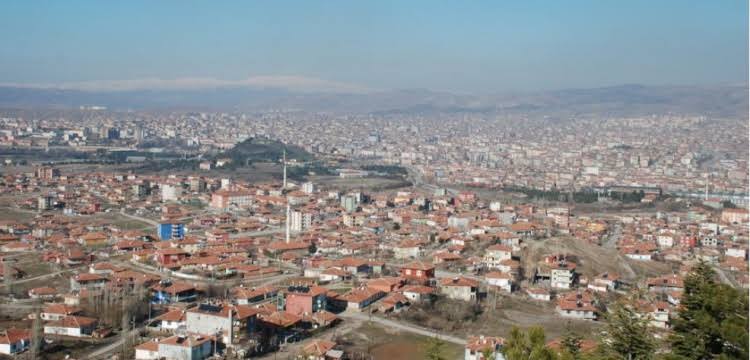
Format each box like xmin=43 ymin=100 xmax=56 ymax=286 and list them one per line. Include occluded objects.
xmin=282 ymin=149 xmax=287 ymax=190
xmin=704 ymin=173 xmax=709 ymax=201
xmin=285 ymin=201 xmax=291 ymax=243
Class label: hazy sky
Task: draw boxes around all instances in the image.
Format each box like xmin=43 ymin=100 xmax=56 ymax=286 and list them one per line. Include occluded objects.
xmin=1 ymin=1 xmax=747 ymax=93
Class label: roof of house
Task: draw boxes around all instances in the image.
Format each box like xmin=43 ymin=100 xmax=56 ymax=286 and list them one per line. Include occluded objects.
xmin=439 ymin=276 xmax=479 ymax=288
xmin=302 ymin=339 xmax=336 ymax=357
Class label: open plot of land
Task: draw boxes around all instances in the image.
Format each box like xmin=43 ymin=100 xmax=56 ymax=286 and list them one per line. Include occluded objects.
xmin=338 ymin=322 xmax=464 ymax=360
xmin=310 ymin=175 xmax=411 ymax=192
xmin=523 ymin=235 xmax=673 ymax=281
xmin=0 ymin=207 xmax=35 ymax=221
xmin=398 ymin=295 xmax=601 ymax=342
xmin=93 ymin=212 xmax=154 ymax=231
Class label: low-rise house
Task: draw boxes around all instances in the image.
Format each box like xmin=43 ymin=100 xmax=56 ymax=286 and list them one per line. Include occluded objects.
xmin=379 ymin=293 xmax=410 ymax=313
xmin=621 ymin=243 xmax=657 ymax=261
xmin=300 ymin=339 xmax=338 ymax=360
xmin=367 ymin=277 xmax=405 ymax=293
xmin=393 ymin=240 xmax=424 ymax=259
xmin=233 ymin=286 xmax=278 ymax=305
xmin=338 ymin=287 xmax=385 ymax=311
xmin=638 ymin=301 xmax=671 ymax=329
xmin=44 ymin=315 xmax=98 ymax=337
xmin=485 ymin=271 xmax=514 ymax=293
xmin=439 ymin=277 xmax=480 ymax=302
xmin=556 ymin=291 xmax=597 ymax=320
xmin=28 ymin=286 xmax=58 ymax=300
xmin=319 ymin=268 xmax=352 ymax=283
xmin=157 ymin=335 xmax=213 ymax=360
xmin=0 ymin=328 xmax=31 ymax=355
xmin=588 ymin=272 xmax=621 ymax=293
xmin=186 ymin=303 xmax=260 ymax=344
xmin=284 ymin=285 xmax=328 ymax=316
xmin=526 ymin=287 xmax=551 ymax=301
xmin=135 ymin=339 xmax=160 ymax=360
xmin=465 ymin=335 xmax=505 ymax=360
xmin=400 ymin=285 xmax=435 ymax=303
xmin=152 ymin=281 xmax=198 ymax=303
xmin=399 ymin=261 xmax=435 ymax=284
xmin=154 ymin=309 xmax=186 ymax=331
xmin=483 ymin=244 xmax=514 ymax=269
xmin=647 ymin=274 xmax=684 ymax=293
xmin=40 ymin=303 xmax=82 ymax=321
xmin=70 ymin=273 xmax=109 ymax=291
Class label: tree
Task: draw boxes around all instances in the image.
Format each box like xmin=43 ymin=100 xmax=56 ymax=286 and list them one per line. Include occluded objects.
xmin=559 ymin=322 xmax=583 ymax=360
xmin=425 ymin=336 xmax=446 ymax=360
xmin=667 ymin=261 xmax=749 ymax=360
xmin=503 ymin=326 xmax=558 ymax=360
xmin=598 ymin=296 xmax=655 ymax=360
xmin=481 ymin=346 xmax=496 ymax=360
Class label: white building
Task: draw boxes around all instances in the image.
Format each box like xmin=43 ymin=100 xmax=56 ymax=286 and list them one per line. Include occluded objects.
xmin=291 ymin=211 xmax=313 ymax=232
xmin=161 ymin=184 xmax=182 ymax=202
xmin=302 ymin=182 xmax=315 ymax=194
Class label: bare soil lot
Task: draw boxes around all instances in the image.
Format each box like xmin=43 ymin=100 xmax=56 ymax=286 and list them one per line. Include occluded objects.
xmin=398 ymin=296 xmax=601 ymax=342
xmin=338 ymin=322 xmax=464 ymax=360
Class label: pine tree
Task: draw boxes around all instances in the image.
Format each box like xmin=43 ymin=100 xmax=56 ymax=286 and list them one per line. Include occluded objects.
xmin=598 ymin=297 xmax=655 ymax=360
xmin=560 ymin=322 xmax=583 ymax=359
xmin=503 ymin=326 xmax=558 ymax=360
xmin=425 ymin=336 xmax=446 ymax=360
xmin=667 ymin=261 xmax=749 ymax=360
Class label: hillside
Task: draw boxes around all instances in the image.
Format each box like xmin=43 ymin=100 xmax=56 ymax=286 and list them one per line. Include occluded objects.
xmin=0 ymin=84 xmax=745 ymax=117
xmin=216 ymin=137 xmax=313 ymax=166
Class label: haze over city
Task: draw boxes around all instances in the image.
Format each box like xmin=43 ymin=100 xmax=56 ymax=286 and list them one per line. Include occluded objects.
xmin=0 ymin=2 xmax=746 ymax=360
xmin=1 ymin=1 xmax=748 ymax=93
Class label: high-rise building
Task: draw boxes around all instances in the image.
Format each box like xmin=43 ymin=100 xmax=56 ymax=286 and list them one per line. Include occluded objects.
xmin=157 ymin=223 xmax=185 ymax=241
xmin=37 ymin=195 xmax=54 ymax=211
xmin=340 ymin=195 xmax=358 ymax=212
xmin=106 ymin=127 xmax=120 ymax=140
xmin=35 ymin=166 xmax=60 ymax=180
xmin=302 ymin=182 xmax=315 ymax=194
xmin=132 ymin=181 xmax=151 ymax=198
xmin=188 ymin=177 xmax=208 ymax=193
xmin=290 ymin=210 xmax=313 ymax=232
xmin=161 ymin=184 xmax=182 ymax=202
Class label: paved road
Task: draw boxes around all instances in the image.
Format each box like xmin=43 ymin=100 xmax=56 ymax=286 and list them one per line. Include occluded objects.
xmin=86 ymin=327 xmax=144 ymax=359
xmin=713 ymin=265 xmax=738 ymax=288
xmin=338 ymin=312 xmax=466 ymax=345
xmin=1 ymin=268 xmax=73 ymax=288
xmin=230 ymin=227 xmax=284 ymax=239
xmin=601 ymin=223 xmax=636 ymax=279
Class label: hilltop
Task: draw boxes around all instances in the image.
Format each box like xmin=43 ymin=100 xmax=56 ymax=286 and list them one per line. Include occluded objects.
xmin=215 ymin=137 xmax=313 ymax=166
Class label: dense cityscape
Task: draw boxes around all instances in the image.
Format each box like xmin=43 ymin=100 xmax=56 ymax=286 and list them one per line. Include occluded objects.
xmin=0 ymin=1 xmax=747 ymax=360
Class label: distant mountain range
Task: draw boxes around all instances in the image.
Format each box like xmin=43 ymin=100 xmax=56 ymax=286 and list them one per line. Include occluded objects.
xmin=0 ymin=83 xmax=746 ymax=117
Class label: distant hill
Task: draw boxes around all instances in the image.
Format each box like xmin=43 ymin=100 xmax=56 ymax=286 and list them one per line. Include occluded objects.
xmin=0 ymin=83 xmax=745 ymax=117
xmin=216 ymin=137 xmax=313 ymax=166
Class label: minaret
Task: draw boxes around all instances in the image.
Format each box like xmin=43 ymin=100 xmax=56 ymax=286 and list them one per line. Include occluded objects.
xmin=704 ymin=173 xmax=709 ymax=201
xmin=285 ymin=201 xmax=291 ymax=243
xmin=282 ymin=149 xmax=287 ymax=190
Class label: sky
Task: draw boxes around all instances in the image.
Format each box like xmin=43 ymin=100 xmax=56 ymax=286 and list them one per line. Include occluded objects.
xmin=0 ymin=1 xmax=747 ymax=94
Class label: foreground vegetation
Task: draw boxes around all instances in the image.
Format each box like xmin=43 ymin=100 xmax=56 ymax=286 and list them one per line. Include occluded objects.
xmin=491 ymin=262 xmax=748 ymax=360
